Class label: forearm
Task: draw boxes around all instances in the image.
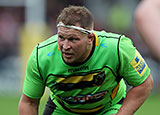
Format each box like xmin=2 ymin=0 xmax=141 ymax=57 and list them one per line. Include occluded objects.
xmin=19 ymin=101 xmax=39 ymax=115
xmin=18 ymin=94 xmax=40 ymax=115
xmin=116 ymin=75 xmax=153 ymax=115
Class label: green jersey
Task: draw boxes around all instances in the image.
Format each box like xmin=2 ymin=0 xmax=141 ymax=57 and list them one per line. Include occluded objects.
xmin=23 ymin=30 xmax=150 ymax=114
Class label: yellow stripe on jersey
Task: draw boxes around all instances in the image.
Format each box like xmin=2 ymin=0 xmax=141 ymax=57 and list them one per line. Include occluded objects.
xmin=57 ymin=72 xmax=99 ymax=83
xmin=69 ymin=105 xmax=104 ymax=113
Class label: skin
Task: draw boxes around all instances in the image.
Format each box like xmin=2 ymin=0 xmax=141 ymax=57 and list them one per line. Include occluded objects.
xmin=18 ymin=24 xmax=153 ymax=115
xmin=57 ymin=26 xmax=94 ymax=65
xmin=19 ymin=93 xmax=40 ymax=115
xmin=18 ymin=25 xmax=94 ymax=115
xmin=19 ymin=73 xmax=153 ymax=115
xmin=116 ymin=74 xmax=153 ymax=115
xmin=135 ymin=0 xmax=160 ymax=61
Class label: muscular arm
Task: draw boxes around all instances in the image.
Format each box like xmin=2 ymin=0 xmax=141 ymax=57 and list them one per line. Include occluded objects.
xmin=116 ymin=74 xmax=153 ymax=115
xmin=134 ymin=0 xmax=160 ymax=61
xmin=19 ymin=93 xmax=40 ymax=115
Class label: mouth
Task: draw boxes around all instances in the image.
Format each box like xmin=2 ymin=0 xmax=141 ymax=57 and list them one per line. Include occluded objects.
xmin=62 ymin=52 xmax=73 ymax=58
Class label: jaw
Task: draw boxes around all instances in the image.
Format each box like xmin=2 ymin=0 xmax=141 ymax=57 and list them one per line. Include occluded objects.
xmin=62 ymin=54 xmax=83 ymax=65
xmin=62 ymin=54 xmax=75 ymax=64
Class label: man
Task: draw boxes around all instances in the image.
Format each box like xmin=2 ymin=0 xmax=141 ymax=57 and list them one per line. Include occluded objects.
xmin=19 ymin=5 xmax=153 ymax=115
xmin=135 ymin=0 xmax=160 ymax=61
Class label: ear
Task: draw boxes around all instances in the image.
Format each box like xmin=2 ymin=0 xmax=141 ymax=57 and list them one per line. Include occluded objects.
xmin=88 ymin=33 xmax=94 ymax=45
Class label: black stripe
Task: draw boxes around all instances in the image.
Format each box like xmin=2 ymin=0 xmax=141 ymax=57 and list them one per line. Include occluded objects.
xmin=53 ymin=71 xmax=105 ymax=91
xmin=56 ymin=81 xmax=95 ymax=91
xmin=98 ymin=35 xmax=119 ymax=39
xmin=43 ymin=96 xmax=56 ymax=115
xmin=36 ymin=44 xmax=43 ymax=80
xmin=117 ymin=97 xmax=125 ymax=104
xmin=56 ymin=98 xmax=104 ymax=114
xmin=38 ymin=40 xmax=57 ymax=49
xmin=44 ymin=65 xmax=117 ymax=84
xmin=116 ymin=34 xmax=123 ymax=82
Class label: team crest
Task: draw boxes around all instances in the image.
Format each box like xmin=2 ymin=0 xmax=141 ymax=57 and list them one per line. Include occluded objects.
xmin=93 ymin=71 xmax=105 ymax=85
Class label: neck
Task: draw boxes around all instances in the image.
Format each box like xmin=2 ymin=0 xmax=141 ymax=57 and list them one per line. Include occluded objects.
xmin=80 ymin=37 xmax=95 ymax=64
xmin=85 ymin=43 xmax=93 ymax=60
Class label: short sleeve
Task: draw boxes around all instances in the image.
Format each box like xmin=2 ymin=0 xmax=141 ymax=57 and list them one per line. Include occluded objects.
xmin=23 ymin=46 xmax=45 ymax=99
xmin=118 ymin=35 xmax=150 ymax=86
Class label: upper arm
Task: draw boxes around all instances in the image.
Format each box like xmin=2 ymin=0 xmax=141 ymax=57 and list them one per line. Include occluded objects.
xmin=20 ymin=93 xmax=40 ymax=106
xmin=138 ymin=74 xmax=153 ymax=89
xmin=118 ymin=36 xmax=150 ymax=86
xmin=23 ymin=47 xmax=45 ymax=99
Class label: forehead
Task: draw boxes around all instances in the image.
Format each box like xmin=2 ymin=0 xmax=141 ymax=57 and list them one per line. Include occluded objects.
xmin=57 ymin=27 xmax=84 ymax=37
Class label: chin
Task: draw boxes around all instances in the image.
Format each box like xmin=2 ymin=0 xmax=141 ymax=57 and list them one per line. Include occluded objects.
xmin=63 ymin=58 xmax=74 ymax=64
xmin=65 ymin=60 xmax=73 ymax=64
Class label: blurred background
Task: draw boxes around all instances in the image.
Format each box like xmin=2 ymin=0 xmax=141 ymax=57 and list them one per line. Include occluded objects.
xmin=0 ymin=0 xmax=159 ymax=114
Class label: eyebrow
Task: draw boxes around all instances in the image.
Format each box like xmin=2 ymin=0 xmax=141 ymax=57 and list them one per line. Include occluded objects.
xmin=58 ymin=32 xmax=80 ymax=39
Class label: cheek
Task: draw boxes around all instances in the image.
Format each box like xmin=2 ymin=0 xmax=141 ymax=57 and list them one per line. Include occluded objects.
xmin=73 ymin=43 xmax=87 ymax=53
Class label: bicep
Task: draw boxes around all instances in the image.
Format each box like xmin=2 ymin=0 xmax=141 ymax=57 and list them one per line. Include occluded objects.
xmin=20 ymin=93 xmax=40 ymax=106
xmin=137 ymin=74 xmax=153 ymax=90
xmin=127 ymin=74 xmax=153 ymax=99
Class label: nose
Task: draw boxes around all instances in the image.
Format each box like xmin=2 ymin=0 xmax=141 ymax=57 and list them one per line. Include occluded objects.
xmin=62 ymin=40 xmax=71 ymax=50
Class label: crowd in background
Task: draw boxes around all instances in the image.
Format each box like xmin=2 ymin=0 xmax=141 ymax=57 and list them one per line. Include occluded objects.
xmin=0 ymin=0 xmax=159 ymax=95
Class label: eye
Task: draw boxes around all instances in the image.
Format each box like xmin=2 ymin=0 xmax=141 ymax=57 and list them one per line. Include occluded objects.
xmin=58 ymin=35 xmax=65 ymax=41
xmin=69 ymin=37 xmax=79 ymax=42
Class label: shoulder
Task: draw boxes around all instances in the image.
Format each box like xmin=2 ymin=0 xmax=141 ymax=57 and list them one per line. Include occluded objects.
xmin=93 ymin=30 xmax=133 ymax=47
xmin=94 ymin=30 xmax=125 ymax=50
xmin=34 ymin=34 xmax=59 ymax=60
xmin=27 ymin=34 xmax=59 ymax=66
xmin=93 ymin=30 xmax=121 ymax=39
xmin=38 ymin=34 xmax=58 ymax=49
